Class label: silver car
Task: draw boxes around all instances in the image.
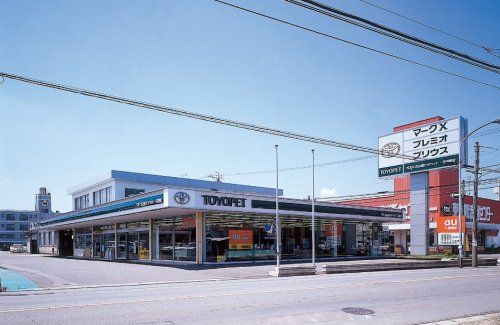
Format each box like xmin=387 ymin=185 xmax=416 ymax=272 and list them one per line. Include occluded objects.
xmin=9 ymin=244 xmax=27 ymax=253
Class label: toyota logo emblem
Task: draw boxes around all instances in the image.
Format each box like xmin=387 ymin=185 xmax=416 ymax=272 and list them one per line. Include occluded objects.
xmin=174 ymin=192 xmax=190 ymax=205
xmin=380 ymin=142 xmax=401 ymax=158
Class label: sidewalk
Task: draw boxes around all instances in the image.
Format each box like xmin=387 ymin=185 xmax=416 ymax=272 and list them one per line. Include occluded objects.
xmin=422 ymin=312 xmax=500 ymax=324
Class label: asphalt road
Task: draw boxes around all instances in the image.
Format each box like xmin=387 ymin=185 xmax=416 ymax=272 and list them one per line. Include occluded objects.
xmin=1 ymin=266 xmax=499 ymax=324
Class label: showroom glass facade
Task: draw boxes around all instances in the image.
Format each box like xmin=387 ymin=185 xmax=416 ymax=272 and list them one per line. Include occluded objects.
xmin=205 ymin=213 xmax=385 ymax=263
xmin=152 ymin=215 xmax=196 ymax=262
xmin=72 ymin=213 xmax=385 ymax=263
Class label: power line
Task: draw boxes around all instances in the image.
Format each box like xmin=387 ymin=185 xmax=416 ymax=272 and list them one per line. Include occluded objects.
xmin=470 ymin=127 xmax=500 ymax=138
xmin=222 ymin=154 xmax=375 ymax=177
xmin=358 ymin=0 xmax=500 ymax=58
xmin=320 ymin=186 xmax=497 ymax=205
xmin=319 ymin=180 xmax=499 ymax=201
xmin=0 ymin=72 xmax=414 ymax=159
xmin=481 ymin=163 xmax=500 ymax=169
xmin=287 ymin=0 xmax=500 ymax=74
xmin=214 ymin=1 xmax=500 ymax=91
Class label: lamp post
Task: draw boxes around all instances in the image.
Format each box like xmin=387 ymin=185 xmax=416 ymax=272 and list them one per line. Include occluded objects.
xmin=457 ymin=118 xmax=500 ymax=268
xmin=311 ymin=149 xmax=316 ymax=267
xmin=275 ymin=145 xmax=280 ymax=269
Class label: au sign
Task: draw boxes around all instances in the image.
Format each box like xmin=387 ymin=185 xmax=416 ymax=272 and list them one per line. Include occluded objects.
xmin=437 ymin=215 xmax=466 ymax=246
xmin=437 ymin=216 xmax=466 ymax=233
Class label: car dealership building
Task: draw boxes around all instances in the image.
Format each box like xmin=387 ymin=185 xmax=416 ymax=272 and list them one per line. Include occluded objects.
xmin=33 ymin=170 xmax=403 ymax=264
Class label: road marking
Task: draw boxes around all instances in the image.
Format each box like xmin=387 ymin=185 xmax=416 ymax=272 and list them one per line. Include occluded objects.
xmin=1 ymin=272 xmax=499 ymax=314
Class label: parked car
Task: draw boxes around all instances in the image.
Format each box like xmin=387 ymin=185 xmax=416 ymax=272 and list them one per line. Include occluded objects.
xmin=9 ymin=244 xmax=27 ymax=253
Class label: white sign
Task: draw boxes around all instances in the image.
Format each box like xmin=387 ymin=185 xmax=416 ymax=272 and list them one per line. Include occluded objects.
xmin=452 ymin=202 xmax=494 ymax=222
xmin=438 ymin=233 xmax=461 ymax=246
xmin=378 ymin=117 xmax=467 ymax=178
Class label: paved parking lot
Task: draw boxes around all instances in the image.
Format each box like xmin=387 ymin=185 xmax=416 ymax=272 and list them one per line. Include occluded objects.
xmin=0 ymin=252 xmax=274 ymax=288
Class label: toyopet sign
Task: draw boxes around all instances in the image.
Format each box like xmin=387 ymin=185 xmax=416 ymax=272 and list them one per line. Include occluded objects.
xmin=378 ymin=117 xmax=467 ymax=178
xmin=437 ymin=216 xmax=466 ymax=246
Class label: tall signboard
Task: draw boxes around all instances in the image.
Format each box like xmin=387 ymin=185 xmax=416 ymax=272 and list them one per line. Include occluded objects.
xmin=378 ymin=117 xmax=467 ymax=178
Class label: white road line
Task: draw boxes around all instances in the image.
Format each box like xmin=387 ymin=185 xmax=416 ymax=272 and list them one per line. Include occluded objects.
xmin=1 ymin=272 xmax=499 ymax=314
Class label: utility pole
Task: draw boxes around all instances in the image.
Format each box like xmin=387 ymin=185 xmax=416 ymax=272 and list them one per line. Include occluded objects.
xmin=472 ymin=142 xmax=479 ymax=267
xmin=459 ymin=179 xmax=465 ymax=268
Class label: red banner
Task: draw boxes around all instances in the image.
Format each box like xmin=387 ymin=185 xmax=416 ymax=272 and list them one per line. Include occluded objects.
xmin=229 ymin=229 xmax=253 ymax=250
xmin=324 ymin=223 xmax=343 ymax=237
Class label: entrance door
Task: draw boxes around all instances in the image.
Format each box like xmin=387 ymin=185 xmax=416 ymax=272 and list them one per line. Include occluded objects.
xmin=138 ymin=231 xmax=150 ymax=260
xmin=344 ymin=224 xmax=357 ymax=255
xmin=157 ymin=227 xmax=173 ymax=260
xmin=30 ymin=239 xmax=38 ymax=254
xmin=59 ymin=230 xmax=74 ymax=256
xmin=128 ymin=232 xmax=139 ymax=260
xmin=117 ymin=233 xmax=127 ymax=259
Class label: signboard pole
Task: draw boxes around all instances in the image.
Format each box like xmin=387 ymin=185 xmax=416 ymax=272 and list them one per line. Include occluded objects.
xmin=410 ymin=172 xmax=429 ymax=255
xmin=275 ymin=145 xmax=280 ymax=269
xmin=458 ymin=149 xmax=464 ymax=268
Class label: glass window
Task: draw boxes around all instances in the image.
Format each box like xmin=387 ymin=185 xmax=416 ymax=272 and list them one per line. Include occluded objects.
xmin=19 ymin=214 xmax=29 ymax=221
xmin=155 ymin=219 xmax=174 ymax=260
xmin=6 ymin=214 xmax=15 ymax=221
xmin=205 ymin=214 xmax=276 ymax=263
xmin=139 ymin=232 xmax=149 ymax=259
xmin=117 ymin=233 xmax=127 ymax=259
xmin=93 ymin=187 xmax=112 ymax=206
xmin=93 ymin=191 xmax=100 ymax=205
xmin=125 ymin=188 xmax=145 ymax=198
xmin=127 ymin=232 xmax=139 ymax=260
xmin=75 ymin=228 xmax=93 ymax=257
xmin=6 ymin=224 xmax=15 ymax=230
xmin=153 ymin=217 xmax=195 ymax=261
xmin=74 ymin=194 xmax=90 ymax=210
xmin=174 ymin=217 xmax=196 ymax=261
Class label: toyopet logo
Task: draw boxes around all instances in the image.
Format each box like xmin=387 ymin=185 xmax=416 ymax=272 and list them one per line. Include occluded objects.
xmin=380 ymin=142 xmax=401 ymax=158
xmin=174 ymin=192 xmax=190 ymax=205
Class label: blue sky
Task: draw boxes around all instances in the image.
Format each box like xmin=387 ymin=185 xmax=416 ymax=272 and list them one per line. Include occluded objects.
xmin=1 ymin=0 xmax=499 ymax=212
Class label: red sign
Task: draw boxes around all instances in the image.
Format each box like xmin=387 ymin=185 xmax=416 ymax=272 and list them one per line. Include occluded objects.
xmin=229 ymin=229 xmax=253 ymax=250
xmin=437 ymin=216 xmax=466 ymax=233
xmin=181 ymin=217 xmax=196 ymax=229
xmin=324 ymin=223 xmax=343 ymax=237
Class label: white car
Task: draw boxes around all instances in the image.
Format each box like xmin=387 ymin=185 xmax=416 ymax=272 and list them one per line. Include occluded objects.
xmin=9 ymin=244 xmax=27 ymax=253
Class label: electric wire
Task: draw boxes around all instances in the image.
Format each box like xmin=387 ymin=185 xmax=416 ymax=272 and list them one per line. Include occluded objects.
xmin=221 ymin=154 xmax=375 ymax=177
xmin=218 ymin=127 xmax=499 ymax=179
xmin=287 ymin=0 xmax=500 ymax=74
xmin=470 ymin=128 xmax=500 ymax=138
xmin=358 ymin=0 xmax=500 ymax=58
xmin=0 ymin=72 xmax=414 ymax=159
xmin=319 ymin=181 xmax=499 ymax=201
xmin=214 ymin=1 xmax=500 ymax=91
xmin=319 ymin=187 xmax=497 ymax=205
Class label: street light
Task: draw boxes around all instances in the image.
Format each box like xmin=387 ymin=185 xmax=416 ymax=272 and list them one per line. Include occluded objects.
xmin=311 ymin=149 xmax=316 ymax=267
xmin=275 ymin=145 xmax=280 ymax=270
xmin=457 ymin=118 xmax=500 ymax=267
